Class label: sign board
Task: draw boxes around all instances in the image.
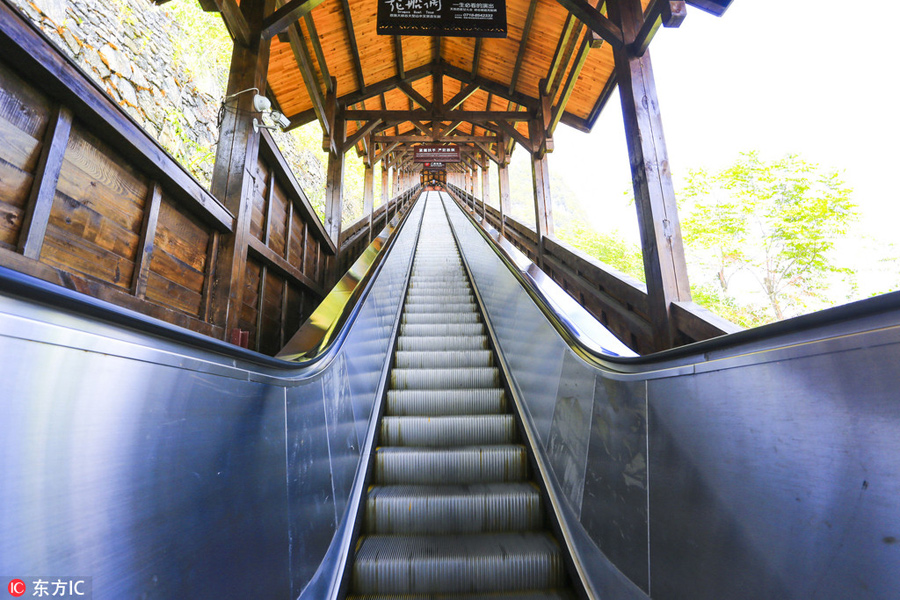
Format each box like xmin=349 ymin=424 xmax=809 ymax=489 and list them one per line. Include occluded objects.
xmin=414 ymin=145 xmax=460 ymax=163
xmin=377 ymin=0 xmax=507 ymax=38
xmin=424 ymin=162 xmax=445 ymax=168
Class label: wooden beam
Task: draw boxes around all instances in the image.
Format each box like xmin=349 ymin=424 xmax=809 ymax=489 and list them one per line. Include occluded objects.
xmin=471 ymin=37 xmax=483 ymax=79
xmin=555 ymin=0 xmax=624 ymax=49
xmin=544 ymin=14 xmax=579 ymax=96
xmin=343 ymin=110 xmax=531 ymax=121
xmin=394 ymin=35 xmax=405 ymax=78
xmin=510 ymin=0 xmax=539 ymax=95
xmin=398 ymin=80 xmax=432 ymax=110
xmin=374 ymin=141 xmax=401 ymax=164
xmin=442 ymin=63 xmax=538 ymax=110
xmin=338 ymin=0 xmax=366 ymax=92
xmin=344 ymin=119 xmax=383 ymax=152
xmin=213 ymin=0 xmax=252 ymax=47
xmin=373 ymin=134 xmax=497 ymax=143
xmin=631 ymin=0 xmax=686 ymax=56
xmin=446 ymin=82 xmax=480 ymax=111
xmin=587 ymin=70 xmax=618 ymax=128
xmin=474 ymin=141 xmax=500 ymax=165
xmin=550 ymin=30 xmax=592 ymax=135
xmin=303 ymin=13 xmax=332 ymax=91
xmin=285 ymin=19 xmax=327 ymax=135
xmin=261 ymin=0 xmax=324 ymax=39
xmin=131 ymin=183 xmax=162 ymax=298
xmin=608 ymin=0 xmax=691 ymax=350
xmin=17 ymin=105 xmax=73 ymax=259
xmin=494 ymin=119 xmax=530 ymax=151
xmin=324 ymin=118 xmax=346 ymax=243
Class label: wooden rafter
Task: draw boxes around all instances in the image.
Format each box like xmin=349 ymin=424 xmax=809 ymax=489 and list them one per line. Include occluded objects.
xmin=373 ymin=135 xmax=498 ymax=143
xmin=344 ymin=118 xmax=383 ymax=152
xmin=261 ymin=0 xmax=325 ymax=39
xmin=494 ymin=119 xmax=530 ymax=151
xmin=285 ymin=17 xmax=328 ymax=135
xmin=343 ymin=110 xmax=531 ymax=122
xmin=550 ymin=29 xmax=592 ymax=135
xmin=555 ymin=0 xmax=624 ymax=49
xmin=446 ymin=82 xmax=480 ymax=111
xmin=631 ymin=0 xmax=686 ymax=56
xmin=303 ymin=13 xmax=332 ymax=91
xmin=394 ymin=35 xmax=405 ymax=79
xmin=397 ymin=80 xmax=432 ymax=111
xmin=509 ymin=0 xmax=539 ymax=95
xmin=211 ymin=0 xmax=251 ymax=47
xmin=338 ymin=0 xmax=366 ymax=92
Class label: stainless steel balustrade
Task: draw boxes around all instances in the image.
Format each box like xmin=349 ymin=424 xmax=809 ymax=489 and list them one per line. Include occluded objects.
xmin=2 ymin=186 xmax=899 ymax=600
xmin=441 ymin=190 xmax=900 ymax=599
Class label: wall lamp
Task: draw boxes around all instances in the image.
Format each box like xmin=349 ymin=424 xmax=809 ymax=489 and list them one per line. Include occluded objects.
xmin=222 ymin=88 xmax=290 ymax=132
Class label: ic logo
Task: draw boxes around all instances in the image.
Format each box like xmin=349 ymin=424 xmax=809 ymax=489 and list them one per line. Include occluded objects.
xmin=7 ymin=579 xmax=26 ymax=597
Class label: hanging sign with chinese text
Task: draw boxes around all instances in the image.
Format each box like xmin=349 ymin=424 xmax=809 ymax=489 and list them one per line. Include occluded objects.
xmin=414 ymin=145 xmax=461 ymax=163
xmin=377 ymin=0 xmax=507 ymax=38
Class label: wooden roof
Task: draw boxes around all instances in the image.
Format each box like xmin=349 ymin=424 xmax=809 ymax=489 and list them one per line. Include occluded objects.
xmin=206 ymin=0 xmax=731 ymax=168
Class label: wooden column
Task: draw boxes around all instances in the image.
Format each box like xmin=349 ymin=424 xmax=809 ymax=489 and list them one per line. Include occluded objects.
xmin=209 ymin=0 xmax=270 ymax=338
xmin=381 ymin=164 xmax=389 ymax=206
xmin=324 ymin=119 xmax=345 ymax=245
xmin=530 ymin=116 xmax=553 ymax=271
xmin=363 ymin=137 xmax=375 ymax=241
xmin=609 ymin=0 xmax=691 ymax=351
xmin=498 ymin=139 xmax=511 ymax=237
xmin=481 ymin=163 xmax=490 ymax=219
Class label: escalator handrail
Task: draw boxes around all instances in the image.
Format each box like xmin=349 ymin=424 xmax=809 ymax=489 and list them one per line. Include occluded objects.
xmin=0 ymin=188 xmax=424 ymax=374
xmin=443 ymin=189 xmax=900 ymax=371
xmin=276 ymin=186 xmax=422 ymax=361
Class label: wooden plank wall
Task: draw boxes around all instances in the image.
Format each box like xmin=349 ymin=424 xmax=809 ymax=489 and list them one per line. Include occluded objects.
xmin=0 ymin=10 xmax=338 ymax=355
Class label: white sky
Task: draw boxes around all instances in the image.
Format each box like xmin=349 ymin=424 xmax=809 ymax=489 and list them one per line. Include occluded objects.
xmin=546 ymin=0 xmax=900 ymax=295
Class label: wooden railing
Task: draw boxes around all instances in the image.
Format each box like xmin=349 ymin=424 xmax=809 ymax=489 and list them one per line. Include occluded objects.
xmin=447 ymin=183 xmax=740 ymax=354
xmin=337 ymin=185 xmax=420 ymax=275
xmin=0 ymin=0 xmax=336 ymax=354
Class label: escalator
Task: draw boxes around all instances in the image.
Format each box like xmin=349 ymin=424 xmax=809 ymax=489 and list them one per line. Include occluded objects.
xmin=2 ymin=190 xmax=899 ymax=599
xmin=348 ymin=196 xmax=575 ymax=599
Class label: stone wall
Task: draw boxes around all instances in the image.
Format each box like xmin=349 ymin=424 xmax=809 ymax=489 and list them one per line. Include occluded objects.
xmin=9 ymin=0 xmax=326 ymax=211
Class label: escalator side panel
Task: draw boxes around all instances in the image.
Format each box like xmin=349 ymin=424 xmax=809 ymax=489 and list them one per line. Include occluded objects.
xmin=0 ymin=196 xmax=426 ymax=600
xmin=443 ymin=191 xmax=900 ymax=599
xmin=443 ymin=193 xmax=651 ymax=597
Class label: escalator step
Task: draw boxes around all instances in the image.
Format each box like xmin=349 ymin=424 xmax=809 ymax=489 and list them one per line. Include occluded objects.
xmin=385 ymin=389 xmax=506 ymax=416
xmin=364 ymin=483 xmax=542 ymax=534
xmin=402 ymin=312 xmax=480 ymax=325
xmin=347 ymin=591 xmax=576 ymax=600
xmin=403 ymin=301 xmax=477 ymax=312
xmin=395 ymin=350 xmax=493 ymax=369
xmin=380 ymin=415 xmax=515 ymax=446
xmin=352 ymin=532 xmax=566 ymax=595
xmin=396 ymin=335 xmax=489 ymax=352
xmin=400 ymin=323 xmax=485 ymax=337
xmin=374 ymin=445 xmax=528 ymax=484
xmin=390 ymin=367 xmax=500 ymax=390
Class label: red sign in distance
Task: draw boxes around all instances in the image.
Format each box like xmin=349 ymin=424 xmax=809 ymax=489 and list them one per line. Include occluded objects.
xmin=8 ymin=579 xmax=26 ymax=597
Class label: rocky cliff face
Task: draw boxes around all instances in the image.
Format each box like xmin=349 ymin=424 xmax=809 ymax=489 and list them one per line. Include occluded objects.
xmin=10 ymin=0 xmax=326 ymax=208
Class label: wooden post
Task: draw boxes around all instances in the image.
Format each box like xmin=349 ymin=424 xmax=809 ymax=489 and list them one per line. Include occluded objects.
xmin=609 ymin=0 xmax=692 ymax=351
xmin=481 ymin=163 xmax=490 ymax=220
xmin=324 ymin=116 xmax=345 ymax=245
xmin=363 ymin=142 xmax=375 ymax=242
xmin=529 ymin=116 xmax=553 ymax=269
xmin=381 ymin=164 xmax=389 ymax=208
xmin=498 ymin=139 xmax=511 ymax=237
xmin=209 ymin=0 xmax=270 ymax=338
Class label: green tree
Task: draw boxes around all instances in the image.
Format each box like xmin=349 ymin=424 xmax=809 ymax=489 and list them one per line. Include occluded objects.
xmin=681 ymin=151 xmax=857 ymax=321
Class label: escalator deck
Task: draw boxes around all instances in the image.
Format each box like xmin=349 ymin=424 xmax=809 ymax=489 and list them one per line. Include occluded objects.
xmin=347 ymin=194 xmax=576 ymax=599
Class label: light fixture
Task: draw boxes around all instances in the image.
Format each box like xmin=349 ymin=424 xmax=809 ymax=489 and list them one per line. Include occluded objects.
xmin=252 ymin=93 xmax=271 ymax=113
xmin=223 ymin=88 xmax=288 ymax=132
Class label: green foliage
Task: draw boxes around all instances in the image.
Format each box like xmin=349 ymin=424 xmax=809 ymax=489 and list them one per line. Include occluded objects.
xmin=555 ymin=221 xmax=645 ymax=283
xmin=680 ymin=151 xmax=858 ymax=321
xmin=162 ymin=2 xmax=232 ymax=93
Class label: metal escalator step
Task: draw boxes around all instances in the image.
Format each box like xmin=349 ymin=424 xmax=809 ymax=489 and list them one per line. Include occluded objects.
xmin=396 ymin=335 xmax=488 ymax=352
xmin=405 ymin=291 xmax=473 ymax=301
xmin=352 ymin=532 xmax=566 ymax=595
xmin=385 ymin=389 xmax=506 ymax=416
xmin=380 ymin=415 xmax=516 ymax=446
xmin=402 ymin=312 xmax=480 ymax=325
xmin=400 ymin=323 xmax=485 ymax=337
xmin=346 ymin=592 xmax=576 ymax=600
xmin=374 ymin=445 xmax=528 ymax=484
xmin=364 ymin=483 xmax=542 ymax=534
xmin=403 ymin=301 xmax=477 ymax=313
xmin=391 ymin=367 xmax=500 ymax=390
xmin=395 ymin=350 xmax=492 ymax=369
